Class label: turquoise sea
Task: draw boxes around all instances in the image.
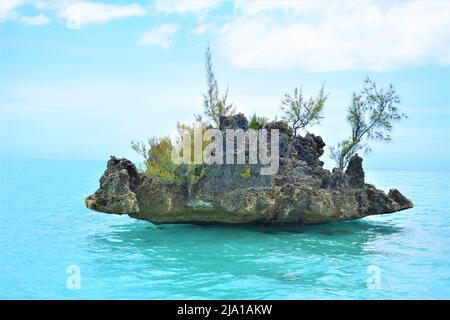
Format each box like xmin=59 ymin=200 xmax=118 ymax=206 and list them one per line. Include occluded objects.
xmin=0 ymin=158 xmax=449 ymax=299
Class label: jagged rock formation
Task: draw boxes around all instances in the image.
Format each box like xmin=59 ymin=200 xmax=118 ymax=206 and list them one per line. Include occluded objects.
xmin=345 ymin=154 xmax=365 ymax=188
xmin=219 ymin=113 xmax=249 ymax=130
xmin=85 ymin=157 xmax=141 ymax=214
xmin=85 ymin=116 xmax=413 ymax=226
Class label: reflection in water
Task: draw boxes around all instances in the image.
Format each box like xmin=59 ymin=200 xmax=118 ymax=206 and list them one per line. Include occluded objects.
xmin=88 ymin=220 xmax=401 ymax=257
xmin=85 ymin=220 xmax=402 ymax=299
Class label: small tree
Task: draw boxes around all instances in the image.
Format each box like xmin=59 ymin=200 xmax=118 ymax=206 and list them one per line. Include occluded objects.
xmin=330 ymin=77 xmax=406 ymax=170
xmin=248 ymin=113 xmax=267 ymax=130
xmin=131 ymin=137 xmax=176 ymax=178
xmin=280 ymin=85 xmax=327 ymax=161
xmin=199 ymin=45 xmax=235 ymax=127
xmin=329 ymin=139 xmax=361 ymax=172
xmin=281 ymin=85 xmax=327 ymax=136
xmin=131 ymin=135 xmax=206 ymax=184
xmin=175 ymin=120 xmax=212 ymax=158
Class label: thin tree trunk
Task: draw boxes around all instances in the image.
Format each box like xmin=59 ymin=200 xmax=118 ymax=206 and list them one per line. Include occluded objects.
xmin=282 ymin=136 xmax=295 ymax=164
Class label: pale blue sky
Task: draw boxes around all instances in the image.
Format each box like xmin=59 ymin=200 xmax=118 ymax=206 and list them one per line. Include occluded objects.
xmin=1 ymin=0 xmax=449 ymax=171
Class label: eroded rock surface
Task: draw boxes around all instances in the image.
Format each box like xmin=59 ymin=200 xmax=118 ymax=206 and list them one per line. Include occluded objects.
xmin=85 ymin=157 xmax=140 ymax=214
xmin=345 ymin=154 xmax=365 ymax=188
xmin=85 ymin=117 xmax=413 ymax=226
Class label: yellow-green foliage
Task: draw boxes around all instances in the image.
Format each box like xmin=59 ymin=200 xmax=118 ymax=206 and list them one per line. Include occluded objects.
xmin=189 ymin=165 xmax=206 ymax=183
xmin=131 ymin=130 xmax=208 ymax=184
xmin=131 ymin=137 xmax=176 ymax=180
xmin=176 ymin=121 xmax=212 ymax=160
xmin=240 ymin=167 xmax=252 ymax=179
xmin=248 ymin=113 xmax=267 ymax=130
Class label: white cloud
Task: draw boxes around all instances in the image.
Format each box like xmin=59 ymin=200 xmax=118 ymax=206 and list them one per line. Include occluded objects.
xmin=233 ymin=0 xmax=316 ymax=15
xmin=138 ymin=24 xmax=178 ymax=49
xmin=20 ymin=14 xmax=50 ymax=26
xmin=0 ymin=0 xmax=23 ymax=22
xmin=59 ymin=1 xmax=146 ymax=29
xmin=192 ymin=23 xmax=212 ymax=35
xmin=219 ymin=0 xmax=450 ymax=71
xmin=30 ymin=1 xmax=51 ymax=10
xmin=154 ymin=0 xmax=223 ymax=15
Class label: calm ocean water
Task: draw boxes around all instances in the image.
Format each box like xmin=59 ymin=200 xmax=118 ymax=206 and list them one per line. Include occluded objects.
xmin=0 ymin=158 xmax=449 ymax=299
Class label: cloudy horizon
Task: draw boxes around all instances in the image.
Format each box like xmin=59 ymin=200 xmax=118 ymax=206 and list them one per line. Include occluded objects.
xmin=1 ymin=0 xmax=449 ymax=171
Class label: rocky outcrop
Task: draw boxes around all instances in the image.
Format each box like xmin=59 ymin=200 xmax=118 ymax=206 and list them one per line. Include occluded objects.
xmin=293 ymin=133 xmax=325 ymax=167
xmin=345 ymin=154 xmax=365 ymax=188
xmin=219 ymin=113 xmax=248 ymax=130
xmin=85 ymin=116 xmax=413 ymax=226
xmin=85 ymin=157 xmax=140 ymax=214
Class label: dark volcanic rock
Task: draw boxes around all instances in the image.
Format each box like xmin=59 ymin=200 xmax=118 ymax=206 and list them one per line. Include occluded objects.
xmin=365 ymin=184 xmax=412 ymax=214
xmin=85 ymin=156 xmax=140 ymax=214
xmin=85 ymin=115 xmax=414 ymax=226
xmin=105 ymin=156 xmax=141 ymax=190
xmin=321 ymin=168 xmax=349 ymax=190
xmin=293 ymin=133 xmax=325 ymax=167
xmin=219 ymin=113 xmax=248 ymax=130
xmin=263 ymin=120 xmax=293 ymax=136
xmin=388 ymin=189 xmax=414 ymax=208
xmin=345 ymin=154 xmax=365 ymax=188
